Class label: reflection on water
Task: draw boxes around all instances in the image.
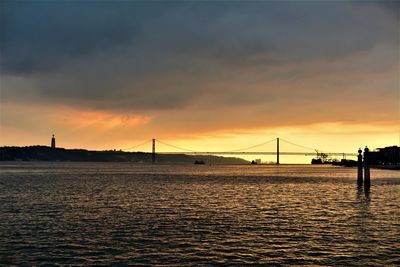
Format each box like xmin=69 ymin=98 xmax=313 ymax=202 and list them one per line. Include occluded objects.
xmin=0 ymin=163 xmax=399 ymax=265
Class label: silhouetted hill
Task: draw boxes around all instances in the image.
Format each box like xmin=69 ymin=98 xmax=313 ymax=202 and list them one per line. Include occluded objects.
xmin=0 ymin=146 xmax=249 ymax=164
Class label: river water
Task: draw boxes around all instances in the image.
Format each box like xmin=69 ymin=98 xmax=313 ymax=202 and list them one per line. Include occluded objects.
xmin=0 ymin=163 xmax=399 ymax=266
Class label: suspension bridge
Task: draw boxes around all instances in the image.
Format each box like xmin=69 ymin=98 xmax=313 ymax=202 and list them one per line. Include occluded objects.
xmin=122 ymin=138 xmax=357 ymax=164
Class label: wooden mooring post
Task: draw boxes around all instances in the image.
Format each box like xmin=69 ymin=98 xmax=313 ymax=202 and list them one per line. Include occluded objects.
xmin=364 ymin=147 xmax=371 ymax=190
xmin=358 ymin=147 xmax=371 ymax=191
xmin=357 ymin=148 xmax=363 ymax=187
xmin=152 ymin=139 xmax=156 ymax=163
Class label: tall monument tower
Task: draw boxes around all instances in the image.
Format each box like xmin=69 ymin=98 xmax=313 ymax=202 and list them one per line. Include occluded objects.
xmin=51 ymin=134 xmax=56 ymax=149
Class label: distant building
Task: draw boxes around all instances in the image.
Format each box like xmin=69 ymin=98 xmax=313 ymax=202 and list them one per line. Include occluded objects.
xmin=51 ymin=134 xmax=56 ymax=149
xmin=368 ymin=146 xmax=400 ymax=165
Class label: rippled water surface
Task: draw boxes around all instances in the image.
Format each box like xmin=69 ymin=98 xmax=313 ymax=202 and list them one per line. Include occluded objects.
xmin=1 ymin=163 xmax=399 ymax=266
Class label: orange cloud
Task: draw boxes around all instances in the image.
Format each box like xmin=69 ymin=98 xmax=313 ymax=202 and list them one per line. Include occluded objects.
xmin=58 ymin=110 xmax=151 ymax=130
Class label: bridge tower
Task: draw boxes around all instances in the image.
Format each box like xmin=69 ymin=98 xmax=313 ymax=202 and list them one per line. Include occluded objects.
xmin=276 ymin=138 xmax=280 ymax=165
xmin=152 ymin=139 xmax=156 ymax=163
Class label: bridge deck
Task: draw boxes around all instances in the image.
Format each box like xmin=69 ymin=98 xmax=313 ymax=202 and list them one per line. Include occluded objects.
xmin=158 ymin=152 xmax=357 ymax=156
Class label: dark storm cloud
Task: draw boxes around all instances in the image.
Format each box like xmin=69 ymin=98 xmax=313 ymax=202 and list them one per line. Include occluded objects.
xmin=0 ymin=1 xmax=174 ymax=74
xmin=372 ymin=0 xmax=400 ymax=19
xmin=1 ymin=1 xmax=397 ymax=111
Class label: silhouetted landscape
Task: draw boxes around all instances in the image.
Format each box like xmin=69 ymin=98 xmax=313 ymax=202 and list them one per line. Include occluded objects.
xmin=0 ymin=146 xmax=249 ymax=164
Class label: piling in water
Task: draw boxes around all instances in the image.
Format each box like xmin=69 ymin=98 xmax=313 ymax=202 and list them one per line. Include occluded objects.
xmin=364 ymin=147 xmax=371 ymax=190
xmin=152 ymin=139 xmax=156 ymax=163
xmin=357 ymin=148 xmax=363 ymax=187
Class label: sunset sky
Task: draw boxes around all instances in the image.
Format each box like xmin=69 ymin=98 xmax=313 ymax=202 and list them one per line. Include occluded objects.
xmin=1 ymin=1 xmax=399 ymax=163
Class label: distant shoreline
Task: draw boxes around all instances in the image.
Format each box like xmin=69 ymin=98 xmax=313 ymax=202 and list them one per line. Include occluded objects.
xmin=0 ymin=146 xmax=248 ymax=165
xmin=2 ymin=146 xmax=399 ymax=169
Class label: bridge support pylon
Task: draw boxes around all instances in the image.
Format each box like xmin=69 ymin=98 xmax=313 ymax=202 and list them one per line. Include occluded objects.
xmin=152 ymin=139 xmax=156 ymax=163
xmin=277 ymin=138 xmax=280 ymax=165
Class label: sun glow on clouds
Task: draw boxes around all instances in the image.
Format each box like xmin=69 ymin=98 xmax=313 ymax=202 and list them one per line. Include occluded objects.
xmin=61 ymin=110 xmax=151 ymax=130
xmin=1 ymin=101 xmax=398 ymax=163
xmin=1 ymin=103 xmax=151 ymax=148
xmin=53 ymin=109 xmax=152 ymax=147
xmin=156 ymin=122 xmax=398 ymax=152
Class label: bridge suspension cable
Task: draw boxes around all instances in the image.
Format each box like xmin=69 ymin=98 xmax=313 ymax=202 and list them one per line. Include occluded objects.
xmin=122 ymin=139 xmax=152 ymax=151
xmin=279 ymin=138 xmax=317 ymax=152
xmin=156 ymin=138 xmax=278 ymax=153
xmin=121 ymin=137 xmax=354 ymax=158
xmin=155 ymin=139 xmax=198 ymax=152
xmin=279 ymin=138 xmax=343 ymax=156
xmin=225 ymin=138 xmax=277 ymax=152
xmin=156 ymin=138 xmax=319 ymax=153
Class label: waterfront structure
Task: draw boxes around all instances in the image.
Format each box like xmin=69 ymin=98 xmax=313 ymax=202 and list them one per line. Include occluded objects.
xmin=368 ymin=146 xmax=400 ymax=165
